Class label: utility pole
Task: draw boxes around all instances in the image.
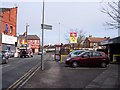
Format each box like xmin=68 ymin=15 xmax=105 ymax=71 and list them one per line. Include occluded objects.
xmin=59 ymin=22 xmax=60 ymax=44
xmin=41 ymin=0 xmax=45 ymax=70
xmin=26 ymin=23 xmax=29 ymax=50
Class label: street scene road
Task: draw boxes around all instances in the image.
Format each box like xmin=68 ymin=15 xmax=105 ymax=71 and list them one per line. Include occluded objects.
xmin=1 ymin=1 xmax=120 ymax=89
xmin=2 ymin=52 xmax=119 ymax=89
xmin=2 ymin=54 xmax=42 ymax=88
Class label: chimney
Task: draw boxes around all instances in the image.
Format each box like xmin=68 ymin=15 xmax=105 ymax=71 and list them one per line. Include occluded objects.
xmin=89 ymin=35 xmax=92 ymax=37
xmin=107 ymin=37 xmax=110 ymax=39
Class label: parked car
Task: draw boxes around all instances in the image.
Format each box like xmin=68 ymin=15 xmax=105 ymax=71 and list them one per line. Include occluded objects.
xmin=65 ymin=51 xmax=109 ymax=68
xmin=68 ymin=50 xmax=87 ymax=57
xmin=0 ymin=51 xmax=8 ymax=64
xmin=27 ymin=49 xmax=33 ymax=57
xmin=8 ymin=51 xmax=14 ymax=58
xmin=38 ymin=49 xmax=46 ymax=55
xmin=2 ymin=50 xmax=9 ymax=59
xmin=20 ymin=49 xmax=33 ymax=58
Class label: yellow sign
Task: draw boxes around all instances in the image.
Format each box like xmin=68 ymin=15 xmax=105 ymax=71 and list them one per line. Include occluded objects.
xmin=70 ymin=32 xmax=77 ymax=43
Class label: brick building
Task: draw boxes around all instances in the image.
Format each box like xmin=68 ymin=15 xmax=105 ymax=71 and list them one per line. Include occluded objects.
xmin=83 ymin=35 xmax=110 ymax=49
xmin=0 ymin=7 xmax=17 ymax=51
xmin=17 ymin=35 xmax=40 ymax=53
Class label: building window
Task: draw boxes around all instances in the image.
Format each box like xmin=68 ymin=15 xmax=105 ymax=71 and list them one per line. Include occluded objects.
xmin=30 ymin=40 xmax=32 ymax=44
xmin=35 ymin=40 xmax=37 ymax=44
xmin=10 ymin=26 xmax=13 ymax=34
xmin=5 ymin=24 xmax=8 ymax=34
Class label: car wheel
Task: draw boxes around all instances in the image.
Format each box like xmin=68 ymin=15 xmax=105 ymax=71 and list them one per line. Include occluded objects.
xmin=101 ymin=62 xmax=107 ymax=68
xmin=72 ymin=61 xmax=78 ymax=68
xmin=2 ymin=56 xmax=6 ymax=64
xmin=5 ymin=59 xmax=8 ymax=64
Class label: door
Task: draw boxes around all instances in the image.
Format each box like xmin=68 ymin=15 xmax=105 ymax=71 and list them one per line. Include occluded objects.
xmin=89 ymin=52 xmax=101 ymax=66
xmin=79 ymin=52 xmax=91 ymax=66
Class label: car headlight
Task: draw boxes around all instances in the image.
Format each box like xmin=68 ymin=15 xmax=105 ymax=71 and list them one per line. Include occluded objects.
xmin=66 ymin=57 xmax=71 ymax=61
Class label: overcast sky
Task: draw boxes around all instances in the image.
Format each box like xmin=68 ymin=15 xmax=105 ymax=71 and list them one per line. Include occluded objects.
xmin=1 ymin=1 xmax=118 ymax=45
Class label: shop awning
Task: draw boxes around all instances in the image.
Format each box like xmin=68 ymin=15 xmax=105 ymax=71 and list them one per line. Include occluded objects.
xmin=99 ymin=36 xmax=120 ymax=46
xmin=109 ymin=36 xmax=120 ymax=44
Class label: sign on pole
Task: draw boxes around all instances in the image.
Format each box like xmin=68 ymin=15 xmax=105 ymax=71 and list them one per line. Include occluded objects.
xmin=70 ymin=32 xmax=77 ymax=43
xmin=41 ymin=24 xmax=52 ymax=30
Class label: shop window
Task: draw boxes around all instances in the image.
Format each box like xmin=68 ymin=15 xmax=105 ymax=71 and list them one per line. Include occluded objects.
xmin=10 ymin=26 xmax=13 ymax=34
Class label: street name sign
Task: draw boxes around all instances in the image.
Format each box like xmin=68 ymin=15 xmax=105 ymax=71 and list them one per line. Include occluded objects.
xmin=41 ymin=24 xmax=52 ymax=30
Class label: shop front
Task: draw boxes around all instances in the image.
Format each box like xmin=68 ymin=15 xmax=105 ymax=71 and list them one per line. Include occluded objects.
xmin=30 ymin=45 xmax=39 ymax=54
xmin=99 ymin=36 xmax=120 ymax=63
xmin=1 ymin=33 xmax=17 ymax=52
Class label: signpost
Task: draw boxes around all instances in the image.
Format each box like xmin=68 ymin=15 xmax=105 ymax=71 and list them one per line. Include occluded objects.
xmin=70 ymin=32 xmax=77 ymax=50
xmin=70 ymin=32 xmax=77 ymax=43
xmin=41 ymin=24 xmax=52 ymax=70
xmin=41 ymin=0 xmax=52 ymax=70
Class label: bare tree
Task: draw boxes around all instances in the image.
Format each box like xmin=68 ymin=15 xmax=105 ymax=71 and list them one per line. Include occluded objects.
xmin=65 ymin=28 xmax=85 ymax=48
xmin=77 ymin=30 xmax=85 ymax=48
xmin=102 ymin=1 xmax=120 ymax=29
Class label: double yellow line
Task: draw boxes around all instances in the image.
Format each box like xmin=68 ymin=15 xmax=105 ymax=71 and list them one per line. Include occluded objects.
xmin=6 ymin=63 xmax=41 ymax=90
xmin=5 ymin=54 xmax=57 ymax=89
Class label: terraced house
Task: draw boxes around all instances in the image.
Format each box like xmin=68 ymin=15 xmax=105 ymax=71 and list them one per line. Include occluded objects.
xmin=83 ymin=35 xmax=110 ymax=49
xmin=17 ymin=35 xmax=40 ymax=54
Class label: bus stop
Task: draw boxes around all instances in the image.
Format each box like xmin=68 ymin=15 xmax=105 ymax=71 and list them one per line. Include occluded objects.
xmin=54 ymin=44 xmax=63 ymax=62
xmin=99 ymin=36 xmax=120 ymax=63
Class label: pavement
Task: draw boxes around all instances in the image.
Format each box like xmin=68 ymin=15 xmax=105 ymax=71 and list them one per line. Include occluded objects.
xmin=85 ymin=63 xmax=119 ymax=88
xmin=22 ymin=56 xmax=120 ymax=89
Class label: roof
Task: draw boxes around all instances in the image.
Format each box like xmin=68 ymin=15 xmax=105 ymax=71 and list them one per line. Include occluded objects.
xmin=27 ymin=35 xmax=40 ymax=40
xmin=0 ymin=8 xmax=10 ymax=12
xmin=0 ymin=7 xmax=17 ymax=13
xmin=98 ymin=36 xmax=120 ymax=46
xmin=18 ymin=35 xmax=40 ymax=40
xmin=87 ymin=37 xmax=109 ymax=43
xmin=109 ymin=36 xmax=120 ymax=44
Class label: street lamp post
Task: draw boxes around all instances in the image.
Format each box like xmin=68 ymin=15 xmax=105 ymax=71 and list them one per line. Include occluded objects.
xmin=26 ymin=23 xmax=29 ymax=50
xmin=59 ymin=22 xmax=60 ymax=44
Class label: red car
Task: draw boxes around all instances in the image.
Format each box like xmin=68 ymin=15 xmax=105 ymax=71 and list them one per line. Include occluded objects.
xmin=65 ymin=51 xmax=109 ymax=68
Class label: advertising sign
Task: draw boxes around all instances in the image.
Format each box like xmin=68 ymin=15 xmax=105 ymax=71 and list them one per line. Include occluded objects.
xmin=70 ymin=32 xmax=77 ymax=43
xmin=2 ymin=34 xmax=17 ymax=45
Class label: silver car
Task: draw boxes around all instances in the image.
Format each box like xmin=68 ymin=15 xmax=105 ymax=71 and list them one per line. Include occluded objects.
xmin=0 ymin=51 xmax=8 ymax=64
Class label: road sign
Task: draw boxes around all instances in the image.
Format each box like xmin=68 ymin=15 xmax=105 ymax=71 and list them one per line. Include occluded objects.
xmin=41 ymin=24 xmax=52 ymax=30
xmin=70 ymin=32 xmax=77 ymax=43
